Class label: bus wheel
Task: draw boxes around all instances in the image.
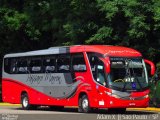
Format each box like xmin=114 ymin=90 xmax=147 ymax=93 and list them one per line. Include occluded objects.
xmin=21 ymin=93 xmax=35 ymax=110
xmin=78 ymin=95 xmax=91 ymax=113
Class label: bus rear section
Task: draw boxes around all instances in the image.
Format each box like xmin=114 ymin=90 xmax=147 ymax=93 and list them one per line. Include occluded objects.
xmin=2 ymin=51 xmax=90 ymax=109
xmin=2 ymin=45 xmax=155 ymax=113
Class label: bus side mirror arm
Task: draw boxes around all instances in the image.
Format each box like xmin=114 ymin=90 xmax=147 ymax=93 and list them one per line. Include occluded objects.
xmin=105 ymin=62 xmax=110 ymax=73
xmin=104 ymin=57 xmax=110 ymax=73
xmin=144 ymin=59 xmax=155 ymax=76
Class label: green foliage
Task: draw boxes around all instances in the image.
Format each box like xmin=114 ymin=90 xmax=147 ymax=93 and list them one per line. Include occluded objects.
xmin=1 ymin=0 xmax=160 ymax=103
xmin=86 ymin=27 xmax=113 ymax=44
xmin=153 ymin=0 xmax=160 ymax=30
xmin=0 ymin=0 xmax=160 ymax=63
xmin=0 ymin=8 xmax=25 ymax=29
xmin=3 ymin=9 xmax=27 ymax=30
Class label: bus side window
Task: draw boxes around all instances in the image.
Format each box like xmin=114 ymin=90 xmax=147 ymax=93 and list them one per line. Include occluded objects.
xmin=17 ymin=59 xmax=28 ymax=74
xmin=97 ymin=60 xmax=106 ymax=86
xmin=10 ymin=58 xmax=18 ymax=74
xmin=4 ymin=58 xmax=11 ymax=74
xmin=88 ymin=53 xmax=106 ymax=86
xmin=57 ymin=55 xmax=70 ymax=72
xmin=89 ymin=56 xmax=98 ymax=80
xmin=72 ymin=53 xmax=86 ymax=72
xmin=43 ymin=57 xmax=56 ymax=73
xmin=29 ymin=58 xmax=42 ymax=73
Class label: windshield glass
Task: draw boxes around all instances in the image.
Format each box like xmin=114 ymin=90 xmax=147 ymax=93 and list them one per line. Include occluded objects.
xmin=108 ymin=57 xmax=148 ymax=91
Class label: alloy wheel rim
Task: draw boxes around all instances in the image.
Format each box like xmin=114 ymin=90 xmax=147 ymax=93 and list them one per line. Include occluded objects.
xmin=23 ymin=97 xmax=28 ymax=107
xmin=82 ymin=98 xmax=88 ymax=110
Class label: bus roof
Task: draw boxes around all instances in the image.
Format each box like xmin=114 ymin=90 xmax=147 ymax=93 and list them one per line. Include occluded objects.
xmin=4 ymin=45 xmax=142 ymax=58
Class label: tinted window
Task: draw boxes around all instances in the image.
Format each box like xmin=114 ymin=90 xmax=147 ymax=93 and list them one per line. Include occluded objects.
xmin=57 ymin=55 xmax=70 ymax=72
xmin=4 ymin=58 xmax=11 ymax=73
xmin=17 ymin=59 xmax=28 ymax=73
xmin=10 ymin=58 xmax=18 ymax=74
xmin=88 ymin=55 xmax=98 ymax=79
xmin=29 ymin=58 xmax=42 ymax=73
xmin=43 ymin=57 xmax=56 ymax=73
xmin=72 ymin=53 xmax=86 ymax=72
xmin=96 ymin=60 xmax=106 ymax=86
xmin=87 ymin=53 xmax=107 ymax=86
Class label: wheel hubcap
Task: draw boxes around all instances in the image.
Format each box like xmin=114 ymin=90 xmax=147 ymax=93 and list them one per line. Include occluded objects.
xmin=82 ymin=99 xmax=88 ymax=109
xmin=23 ymin=97 xmax=28 ymax=107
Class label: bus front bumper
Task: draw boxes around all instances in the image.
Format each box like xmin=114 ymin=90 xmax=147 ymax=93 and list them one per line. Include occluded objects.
xmin=92 ymin=94 xmax=149 ymax=108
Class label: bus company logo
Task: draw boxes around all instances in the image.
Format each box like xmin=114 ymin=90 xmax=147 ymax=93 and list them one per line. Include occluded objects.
xmin=26 ymin=74 xmax=62 ymax=85
xmin=129 ymin=97 xmax=135 ymax=100
xmin=26 ymin=74 xmax=43 ymax=84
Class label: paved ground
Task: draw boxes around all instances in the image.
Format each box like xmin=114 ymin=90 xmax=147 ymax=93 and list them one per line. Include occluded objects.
xmin=0 ymin=103 xmax=160 ymax=120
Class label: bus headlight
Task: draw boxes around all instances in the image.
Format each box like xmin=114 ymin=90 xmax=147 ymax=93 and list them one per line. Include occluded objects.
xmin=105 ymin=91 xmax=112 ymax=96
xmin=105 ymin=91 xmax=121 ymax=98
xmin=144 ymin=94 xmax=149 ymax=98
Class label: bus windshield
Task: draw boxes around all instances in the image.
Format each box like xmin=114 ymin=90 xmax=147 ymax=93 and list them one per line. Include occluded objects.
xmin=108 ymin=57 xmax=148 ymax=91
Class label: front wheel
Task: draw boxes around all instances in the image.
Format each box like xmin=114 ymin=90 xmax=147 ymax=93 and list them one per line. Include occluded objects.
xmin=78 ymin=95 xmax=91 ymax=113
xmin=21 ymin=93 xmax=36 ymax=110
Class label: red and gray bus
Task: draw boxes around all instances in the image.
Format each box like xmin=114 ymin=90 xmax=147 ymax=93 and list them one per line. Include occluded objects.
xmin=2 ymin=45 xmax=155 ymax=113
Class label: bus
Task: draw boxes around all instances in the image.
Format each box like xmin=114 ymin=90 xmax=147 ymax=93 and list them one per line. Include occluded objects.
xmin=2 ymin=45 xmax=155 ymax=113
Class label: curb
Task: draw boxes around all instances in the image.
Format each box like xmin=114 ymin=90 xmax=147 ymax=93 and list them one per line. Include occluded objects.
xmin=0 ymin=103 xmax=21 ymax=106
xmin=127 ymin=108 xmax=160 ymax=112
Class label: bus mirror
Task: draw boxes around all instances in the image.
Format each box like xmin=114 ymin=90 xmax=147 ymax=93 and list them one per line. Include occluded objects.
xmin=148 ymin=77 xmax=152 ymax=82
xmin=144 ymin=59 xmax=155 ymax=76
xmin=154 ymin=74 xmax=159 ymax=81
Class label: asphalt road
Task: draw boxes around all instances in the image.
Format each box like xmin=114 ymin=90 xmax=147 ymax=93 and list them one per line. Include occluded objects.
xmin=0 ymin=106 xmax=160 ymax=120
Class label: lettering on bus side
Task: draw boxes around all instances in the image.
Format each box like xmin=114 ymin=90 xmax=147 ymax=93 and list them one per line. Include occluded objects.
xmin=45 ymin=73 xmax=61 ymax=84
xmin=26 ymin=74 xmax=62 ymax=85
xmin=26 ymin=74 xmax=43 ymax=84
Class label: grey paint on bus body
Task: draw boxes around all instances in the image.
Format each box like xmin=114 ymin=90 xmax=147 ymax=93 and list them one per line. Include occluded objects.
xmin=3 ymin=72 xmax=82 ymax=99
xmin=3 ymin=46 xmax=83 ymax=99
xmin=4 ymin=47 xmax=70 ymax=58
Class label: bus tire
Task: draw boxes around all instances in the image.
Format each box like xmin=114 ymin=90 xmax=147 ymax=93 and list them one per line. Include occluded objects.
xmin=78 ymin=95 xmax=91 ymax=113
xmin=21 ymin=93 xmax=35 ymax=110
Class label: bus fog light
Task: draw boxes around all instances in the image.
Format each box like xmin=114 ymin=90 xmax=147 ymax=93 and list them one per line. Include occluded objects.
xmin=110 ymin=101 xmax=113 ymax=105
